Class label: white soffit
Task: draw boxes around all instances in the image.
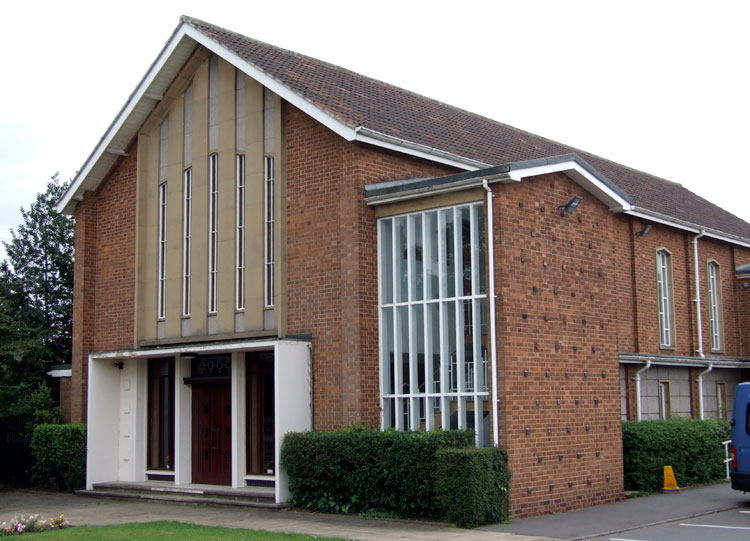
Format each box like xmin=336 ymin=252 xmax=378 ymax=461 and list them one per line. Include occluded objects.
xmin=57 ymin=24 xmax=197 ymax=214
xmin=58 ymin=20 xmax=486 ymax=215
xmin=509 ymin=160 xmax=632 ymax=212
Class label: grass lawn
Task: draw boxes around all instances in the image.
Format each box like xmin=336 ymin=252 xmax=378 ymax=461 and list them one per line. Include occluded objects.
xmin=32 ymin=521 xmax=346 ymax=540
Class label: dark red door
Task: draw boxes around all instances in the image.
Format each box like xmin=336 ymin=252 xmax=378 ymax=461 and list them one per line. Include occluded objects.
xmin=192 ymin=383 xmax=232 ymax=485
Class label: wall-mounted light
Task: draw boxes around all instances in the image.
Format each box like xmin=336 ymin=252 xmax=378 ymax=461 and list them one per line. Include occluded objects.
xmin=636 ymin=224 xmax=652 ymax=237
xmin=558 ymin=196 xmax=582 ymax=216
xmin=113 ymin=361 xmax=124 ymax=370
xmin=181 ymin=352 xmax=199 ymax=359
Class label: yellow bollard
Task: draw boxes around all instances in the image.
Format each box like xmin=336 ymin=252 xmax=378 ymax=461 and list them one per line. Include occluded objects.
xmin=662 ymin=465 xmax=680 ymax=493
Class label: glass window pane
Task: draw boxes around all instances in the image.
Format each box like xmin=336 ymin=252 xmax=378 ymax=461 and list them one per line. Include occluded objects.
xmin=441 ymin=209 xmax=455 ymax=298
xmin=425 ymin=212 xmax=439 ymax=300
xmin=409 ymin=214 xmax=424 ymax=301
xmin=460 ymin=207 xmax=472 ymax=297
xmin=382 ymin=307 xmax=394 ymax=395
xmin=398 ymin=305 xmax=409 ymax=394
xmin=380 ymin=220 xmax=393 ymax=304
xmin=431 ymin=397 xmax=442 ymax=429
xmin=474 ymin=204 xmax=487 ymax=295
xmin=445 ymin=301 xmax=457 ymax=392
xmin=413 ymin=305 xmax=425 ymax=394
xmin=428 ymin=302 xmax=440 ymax=394
xmin=395 ymin=217 xmax=408 ymax=302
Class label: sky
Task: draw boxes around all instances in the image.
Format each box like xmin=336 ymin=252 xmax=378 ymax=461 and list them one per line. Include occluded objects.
xmin=1 ymin=0 xmax=749 ymax=261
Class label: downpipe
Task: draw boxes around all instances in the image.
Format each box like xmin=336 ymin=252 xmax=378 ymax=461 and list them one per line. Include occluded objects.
xmin=697 ymin=363 xmax=713 ymax=420
xmin=635 ymin=360 xmax=652 ymax=421
xmin=483 ymin=180 xmax=500 ymax=447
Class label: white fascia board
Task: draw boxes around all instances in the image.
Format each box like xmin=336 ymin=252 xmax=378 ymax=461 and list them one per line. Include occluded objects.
xmin=57 ymin=25 xmax=192 ymax=215
xmin=509 ymin=161 xmax=632 ymax=212
xmin=89 ymin=338 xmax=310 ymax=360
xmin=354 ymin=128 xmax=488 ymax=171
xmin=182 ymin=25 xmax=357 ymax=143
xmin=626 ymin=208 xmax=750 ymax=249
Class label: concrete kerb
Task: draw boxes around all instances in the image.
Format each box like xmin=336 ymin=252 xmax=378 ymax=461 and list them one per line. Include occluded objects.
xmin=0 ymin=490 xmax=553 ymax=541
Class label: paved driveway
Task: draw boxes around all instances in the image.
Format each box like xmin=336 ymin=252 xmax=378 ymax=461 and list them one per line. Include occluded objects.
xmin=482 ymin=482 xmax=749 ymax=540
xmin=0 ymin=489 xmax=548 ymax=541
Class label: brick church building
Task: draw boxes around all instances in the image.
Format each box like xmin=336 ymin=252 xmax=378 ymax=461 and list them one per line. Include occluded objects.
xmin=57 ymin=16 xmax=750 ymax=517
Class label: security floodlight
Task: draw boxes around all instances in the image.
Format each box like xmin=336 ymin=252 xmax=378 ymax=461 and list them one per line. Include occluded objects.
xmin=558 ymin=195 xmax=582 ymax=216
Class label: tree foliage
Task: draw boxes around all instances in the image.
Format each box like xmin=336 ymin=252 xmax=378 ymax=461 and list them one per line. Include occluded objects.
xmin=0 ymin=174 xmax=74 ymax=420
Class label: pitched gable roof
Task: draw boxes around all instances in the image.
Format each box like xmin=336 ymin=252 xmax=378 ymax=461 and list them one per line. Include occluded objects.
xmin=58 ymin=16 xmax=750 ymax=246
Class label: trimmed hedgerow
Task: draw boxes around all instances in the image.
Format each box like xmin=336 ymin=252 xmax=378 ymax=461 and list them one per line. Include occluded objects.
xmin=281 ymin=428 xmax=474 ymax=518
xmin=30 ymin=424 xmax=86 ymax=491
xmin=436 ymin=447 xmax=510 ymax=528
xmin=622 ymin=418 xmax=730 ymax=493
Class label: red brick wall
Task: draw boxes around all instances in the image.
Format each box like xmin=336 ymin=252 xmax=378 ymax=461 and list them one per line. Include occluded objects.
xmin=68 ymin=150 xmax=137 ymax=423
xmin=731 ymin=247 xmax=750 ymax=358
xmin=492 ymin=173 xmax=625 ymax=516
xmin=92 ymin=151 xmax=137 ymax=351
xmin=285 ymin=104 xmax=456 ymax=429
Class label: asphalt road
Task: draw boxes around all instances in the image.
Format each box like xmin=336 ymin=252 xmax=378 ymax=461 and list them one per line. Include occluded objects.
xmin=589 ymin=508 xmax=750 ymax=541
xmin=481 ymin=482 xmax=750 ymax=540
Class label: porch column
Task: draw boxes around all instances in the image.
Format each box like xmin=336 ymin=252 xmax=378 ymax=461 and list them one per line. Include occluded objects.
xmin=231 ymin=351 xmax=247 ymax=488
xmin=174 ymin=354 xmax=192 ymax=484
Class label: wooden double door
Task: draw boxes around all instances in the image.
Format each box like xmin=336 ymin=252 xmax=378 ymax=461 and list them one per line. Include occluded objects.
xmin=192 ymin=382 xmax=232 ymax=485
xmin=190 ymin=353 xmax=275 ymax=485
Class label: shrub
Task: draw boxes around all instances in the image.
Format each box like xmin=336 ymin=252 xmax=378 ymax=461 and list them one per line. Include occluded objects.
xmin=622 ymin=418 xmax=730 ymax=493
xmin=30 ymin=424 xmax=86 ymax=491
xmin=436 ymin=447 xmax=510 ymax=528
xmin=281 ymin=428 xmax=474 ymax=518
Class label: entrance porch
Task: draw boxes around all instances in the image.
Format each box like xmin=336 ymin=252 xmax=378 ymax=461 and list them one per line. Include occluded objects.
xmin=85 ymin=339 xmax=311 ymax=504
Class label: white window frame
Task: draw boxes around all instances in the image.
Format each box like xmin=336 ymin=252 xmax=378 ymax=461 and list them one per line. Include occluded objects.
xmin=264 ymin=156 xmax=275 ymax=308
xmin=656 ymin=249 xmax=675 ymax=348
xmin=208 ymin=153 xmax=218 ymax=314
xmin=378 ymin=202 xmax=489 ymax=447
xmin=707 ymin=260 xmax=722 ymax=351
xmin=157 ymin=182 xmax=168 ymax=320
xmin=236 ymin=154 xmax=246 ymax=311
xmin=182 ymin=168 xmax=192 ymax=317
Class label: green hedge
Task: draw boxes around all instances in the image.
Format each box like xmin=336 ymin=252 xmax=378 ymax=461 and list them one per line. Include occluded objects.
xmin=30 ymin=424 xmax=86 ymax=491
xmin=436 ymin=447 xmax=510 ymax=528
xmin=622 ymin=418 xmax=729 ymax=493
xmin=281 ymin=428 xmax=474 ymax=518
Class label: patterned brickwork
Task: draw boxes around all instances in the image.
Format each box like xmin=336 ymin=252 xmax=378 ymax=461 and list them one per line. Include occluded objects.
xmin=492 ymin=173 xmax=626 ymax=516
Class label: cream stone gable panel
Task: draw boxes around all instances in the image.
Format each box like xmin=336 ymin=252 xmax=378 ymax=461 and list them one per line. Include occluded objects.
xmin=135 ymin=54 xmax=275 ymax=344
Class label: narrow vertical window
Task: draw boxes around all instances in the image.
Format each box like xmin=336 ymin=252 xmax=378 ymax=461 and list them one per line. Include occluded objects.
xmin=717 ymin=381 xmax=727 ymax=420
xmin=264 ymin=156 xmax=275 ymax=308
xmin=656 ymin=250 xmax=674 ymax=347
xmin=707 ymin=261 xmax=722 ymax=351
xmin=182 ymin=168 xmax=192 ymax=317
xmin=147 ymin=358 xmax=175 ymax=471
xmin=658 ymin=381 xmax=671 ymax=420
xmin=208 ymin=153 xmax=218 ymax=314
xmin=157 ymin=182 xmax=167 ymax=320
xmin=236 ymin=155 xmax=246 ymax=311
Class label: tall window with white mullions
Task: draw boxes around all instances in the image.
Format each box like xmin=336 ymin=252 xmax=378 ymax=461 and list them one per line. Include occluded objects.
xmin=182 ymin=168 xmax=192 ymax=317
xmin=157 ymin=116 xmax=169 ymax=321
xmin=656 ymin=249 xmax=674 ymax=348
xmin=378 ymin=202 xmax=490 ymax=447
xmin=707 ymin=261 xmax=722 ymax=351
xmin=157 ymin=182 xmax=167 ymax=320
xmin=236 ymin=155 xmax=246 ymax=311
xmin=264 ymin=155 xmax=275 ymax=308
xmin=208 ymin=153 xmax=218 ymax=314
xmin=182 ymin=83 xmax=193 ymax=319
